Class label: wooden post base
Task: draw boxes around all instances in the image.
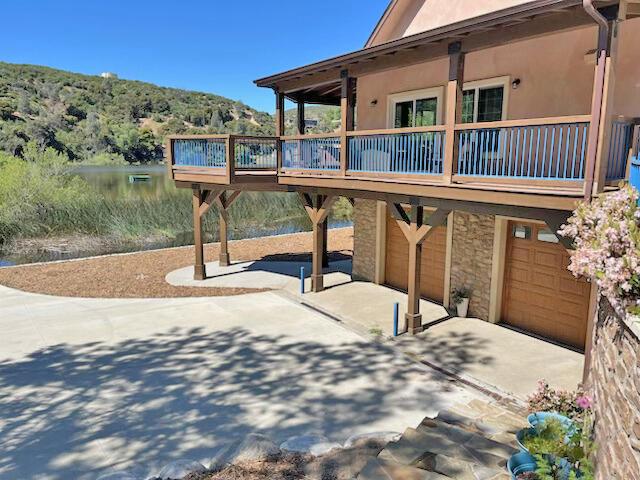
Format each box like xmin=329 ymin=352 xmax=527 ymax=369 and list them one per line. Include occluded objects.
xmin=219 ymin=253 xmax=230 ymax=267
xmin=194 ymin=264 xmax=207 ymax=281
xmin=405 ymin=313 xmax=423 ymax=335
xmin=311 ymin=274 xmax=324 ymax=293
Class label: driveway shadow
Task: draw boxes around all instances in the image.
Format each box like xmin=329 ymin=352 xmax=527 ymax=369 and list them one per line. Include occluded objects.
xmin=0 ymin=324 xmax=468 ymax=479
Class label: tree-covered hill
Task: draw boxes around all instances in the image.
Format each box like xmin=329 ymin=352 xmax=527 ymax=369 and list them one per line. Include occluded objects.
xmin=0 ymin=62 xmax=275 ymax=164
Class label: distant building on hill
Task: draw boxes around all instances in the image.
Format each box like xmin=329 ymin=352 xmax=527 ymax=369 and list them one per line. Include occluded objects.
xmin=100 ymin=72 xmax=118 ymax=79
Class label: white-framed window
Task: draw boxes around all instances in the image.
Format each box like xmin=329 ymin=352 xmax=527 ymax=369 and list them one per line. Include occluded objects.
xmin=387 ymin=87 xmax=444 ymax=128
xmin=461 ymin=76 xmax=510 ymax=123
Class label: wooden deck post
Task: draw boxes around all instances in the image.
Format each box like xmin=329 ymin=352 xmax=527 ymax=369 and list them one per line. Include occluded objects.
xmin=322 ymin=218 xmax=329 ymax=268
xmin=214 ymin=191 xmax=241 ymax=267
xmin=299 ymin=193 xmax=336 ymax=292
xmin=218 ymin=209 xmax=230 ymax=267
xmin=192 ymin=187 xmax=206 ymax=280
xmin=387 ymin=203 xmax=451 ymax=334
xmin=587 ymin=12 xmax=620 ymax=197
xmin=296 ymin=98 xmax=305 ymax=135
xmin=275 ymin=90 xmax=285 ymax=171
xmin=340 ymin=70 xmax=356 ymax=176
xmin=444 ymin=42 xmax=465 ymax=184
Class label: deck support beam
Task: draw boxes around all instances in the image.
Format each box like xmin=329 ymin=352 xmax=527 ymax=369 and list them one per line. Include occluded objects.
xmin=214 ymin=190 xmax=241 ymax=267
xmin=192 ymin=187 xmax=207 ymax=280
xmin=340 ymin=70 xmax=356 ymax=176
xmin=275 ymin=90 xmax=285 ymax=171
xmin=444 ymin=42 xmax=465 ymax=184
xmin=388 ymin=203 xmax=451 ymax=334
xmin=585 ymin=9 xmax=619 ymax=198
xmin=296 ymin=98 xmax=305 ymax=135
xmin=299 ymin=193 xmax=336 ymax=292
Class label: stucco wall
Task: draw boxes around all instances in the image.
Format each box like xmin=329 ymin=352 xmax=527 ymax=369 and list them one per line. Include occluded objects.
xmin=358 ymin=21 xmax=640 ymax=130
xmin=352 ymin=199 xmax=377 ymax=282
xmin=450 ymin=212 xmax=495 ymax=320
xmin=590 ymin=298 xmax=640 ymax=479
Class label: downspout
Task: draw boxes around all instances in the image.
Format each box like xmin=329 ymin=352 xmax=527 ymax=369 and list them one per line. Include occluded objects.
xmin=582 ymin=0 xmax=610 ymax=202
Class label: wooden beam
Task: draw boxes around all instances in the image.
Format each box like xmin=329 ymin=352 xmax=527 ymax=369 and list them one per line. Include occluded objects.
xmin=275 ymin=90 xmax=285 ymax=172
xmin=593 ymin=18 xmax=619 ymax=195
xmin=296 ymin=99 xmax=305 ymax=135
xmin=199 ymin=189 xmax=223 ymax=217
xmin=192 ymin=188 xmax=206 ymax=280
xmin=298 ymin=194 xmax=335 ymax=292
xmin=444 ymin=42 xmax=465 ymax=184
xmin=340 ymin=70 xmax=356 ymax=176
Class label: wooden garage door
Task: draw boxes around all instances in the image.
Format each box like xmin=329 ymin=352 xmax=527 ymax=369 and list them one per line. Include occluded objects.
xmin=385 ymin=212 xmax=447 ymax=303
xmin=502 ymin=221 xmax=590 ymax=349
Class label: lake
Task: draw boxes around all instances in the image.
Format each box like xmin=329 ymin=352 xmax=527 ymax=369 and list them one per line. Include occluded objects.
xmin=0 ymin=165 xmax=352 ymax=266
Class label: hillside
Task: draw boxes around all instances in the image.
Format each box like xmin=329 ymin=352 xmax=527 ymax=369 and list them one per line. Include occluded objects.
xmin=0 ymin=62 xmax=275 ymax=164
xmin=284 ymin=104 xmax=340 ymax=135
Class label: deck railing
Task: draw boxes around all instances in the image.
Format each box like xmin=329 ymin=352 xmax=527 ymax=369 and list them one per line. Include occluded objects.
xmin=281 ymin=135 xmax=341 ymax=171
xmin=168 ymin=116 xmax=637 ymax=194
xmin=347 ymin=127 xmax=446 ymax=175
xmin=454 ymin=117 xmax=590 ymax=182
xmin=606 ymin=120 xmax=635 ymax=181
xmin=234 ymin=137 xmax=278 ymax=169
xmin=173 ymin=137 xmax=226 ymax=168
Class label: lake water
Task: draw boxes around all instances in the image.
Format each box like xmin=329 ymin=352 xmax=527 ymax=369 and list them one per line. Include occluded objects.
xmin=0 ymin=165 xmax=351 ymax=266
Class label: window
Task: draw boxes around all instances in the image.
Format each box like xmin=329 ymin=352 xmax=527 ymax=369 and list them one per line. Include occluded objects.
xmin=388 ymin=88 xmax=444 ymax=128
xmin=512 ymin=225 xmax=531 ymax=240
xmin=461 ymin=77 xmax=509 ymax=123
xmin=537 ymin=229 xmax=560 ymax=244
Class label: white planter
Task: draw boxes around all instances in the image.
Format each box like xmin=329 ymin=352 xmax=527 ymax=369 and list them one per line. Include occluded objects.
xmin=456 ymin=298 xmax=470 ymax=318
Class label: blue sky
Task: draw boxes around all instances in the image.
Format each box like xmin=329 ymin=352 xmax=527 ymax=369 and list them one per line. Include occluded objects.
xmin=1 ymin=0 xmax=388 ymax=113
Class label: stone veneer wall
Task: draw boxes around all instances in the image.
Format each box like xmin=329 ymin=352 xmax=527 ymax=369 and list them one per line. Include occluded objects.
xmin=449 ymin=212 xmax=495 ymax=320
xmin=351 ymin=199 xmax=377 ymax=282
xmin=590 ymin=298 xmax=640 ymax=479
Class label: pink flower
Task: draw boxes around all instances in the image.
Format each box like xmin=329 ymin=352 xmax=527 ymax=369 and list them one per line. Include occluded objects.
xmin=576 ymin=395 xmax=593 ymax=410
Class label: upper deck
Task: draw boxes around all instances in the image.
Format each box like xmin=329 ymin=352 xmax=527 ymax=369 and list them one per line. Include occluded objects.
xmin=166 ymin=117 xmax=639 ymax=210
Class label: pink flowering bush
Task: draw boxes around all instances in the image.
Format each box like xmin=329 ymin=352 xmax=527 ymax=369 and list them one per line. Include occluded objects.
xmin=559 ymin=185 xmax=640 ymax=317
xmin=527 ymin=380 xmax=592 ymax=422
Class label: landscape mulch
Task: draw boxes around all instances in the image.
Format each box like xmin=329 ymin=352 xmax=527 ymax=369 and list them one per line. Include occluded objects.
xmin=0 ymin=229 xmax=353 ymax=298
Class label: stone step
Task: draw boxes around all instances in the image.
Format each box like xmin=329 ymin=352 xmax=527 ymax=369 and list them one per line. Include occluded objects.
xmin=357 ymin=457 xmax=450 ymax=480
xmin=411 ymin=451 xmax=505 ymax=480
xmin=418 ymin=418 xmax=517 ymax=460
xmin=381 ymin=426 xmax=506 ymax=470
xmin=438 ymin=402 xmax=526 ymax=437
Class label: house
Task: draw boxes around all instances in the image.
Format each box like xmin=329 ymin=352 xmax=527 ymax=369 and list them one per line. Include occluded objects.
xmin=166 ymin=0 xmax=640 ymax=361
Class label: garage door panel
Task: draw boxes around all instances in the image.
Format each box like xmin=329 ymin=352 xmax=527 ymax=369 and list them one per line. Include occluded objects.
xmin=502 ymin=221 xmax=589 ymax=350
xmin=385 ymin=212 xmax=446 ymax=303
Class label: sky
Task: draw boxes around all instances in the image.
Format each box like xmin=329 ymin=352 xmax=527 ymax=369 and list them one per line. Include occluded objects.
xmin=1 ymin=0 xmax=389 ymax=113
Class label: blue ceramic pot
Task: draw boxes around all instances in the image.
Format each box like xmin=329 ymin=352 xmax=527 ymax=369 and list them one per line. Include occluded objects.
xmin=507 ymin=451 xmax=537 ymax=480
xmin=527 ymin=412 xmax=574 ymax=430
xmin=515 ymin=427 xmax=536 ymax=452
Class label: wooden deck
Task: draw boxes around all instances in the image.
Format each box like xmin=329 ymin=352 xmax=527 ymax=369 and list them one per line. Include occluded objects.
xmin=166 ymin=115 xmax=638 ymax=210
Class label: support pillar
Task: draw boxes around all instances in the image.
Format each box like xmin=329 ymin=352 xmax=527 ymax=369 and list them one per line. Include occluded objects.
xmin=299 ymin=193 xmax=336 ymax=293
xmin=586 ymin=9 xmax=620 ymax=197
xmin=192 ymin=188 xmax=206 ymax=280
xmin=387 ymin=203 xmax=451 ymax=335
xmin=219 ymin=209 xmax=230 ymax=267
xmin=340 ymin=70 xmax=356 ymax=176
xmin=322 ymin=217 xmax=329 ymax=268
xmin=296 ymin=98 xmax=305 ymax=135
xmin=214 ymin=190 xmax=241 ymax=267
xmin=275 ymin=90 xmax=285 ymax=171
xmin=444 ymin=42 xmax=465 ymax=184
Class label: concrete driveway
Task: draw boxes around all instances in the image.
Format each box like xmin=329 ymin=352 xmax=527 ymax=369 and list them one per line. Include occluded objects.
xmin=0 ymin=285 xmax=480 ymax=480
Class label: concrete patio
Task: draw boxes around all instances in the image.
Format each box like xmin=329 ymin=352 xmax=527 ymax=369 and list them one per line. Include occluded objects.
xmin=168 ymin=259 xmax=585 ymax=400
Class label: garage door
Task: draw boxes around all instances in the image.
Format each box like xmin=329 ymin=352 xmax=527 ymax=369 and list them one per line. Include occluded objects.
xmin=385 ymin=212 xmax=447 ymax=303
xmin=502 ymin=221 xmax=590 ymax=349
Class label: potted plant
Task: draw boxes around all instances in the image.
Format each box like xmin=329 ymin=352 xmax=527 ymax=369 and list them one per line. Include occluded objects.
xmin=451 ymin=287 xmax=471 ymax=317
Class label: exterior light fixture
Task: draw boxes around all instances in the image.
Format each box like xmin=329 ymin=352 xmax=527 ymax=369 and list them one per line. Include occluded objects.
xmin=512 ymin=78 xmax=521 ymax=89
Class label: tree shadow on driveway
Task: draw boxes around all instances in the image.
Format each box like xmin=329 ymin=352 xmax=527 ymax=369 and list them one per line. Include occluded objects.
xmin=0 ymin=324 xmax=482 ymax=479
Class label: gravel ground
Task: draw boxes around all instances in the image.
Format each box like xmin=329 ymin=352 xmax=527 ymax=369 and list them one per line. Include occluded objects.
xmin=0 ymin=228 xmax=353 ymax=298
